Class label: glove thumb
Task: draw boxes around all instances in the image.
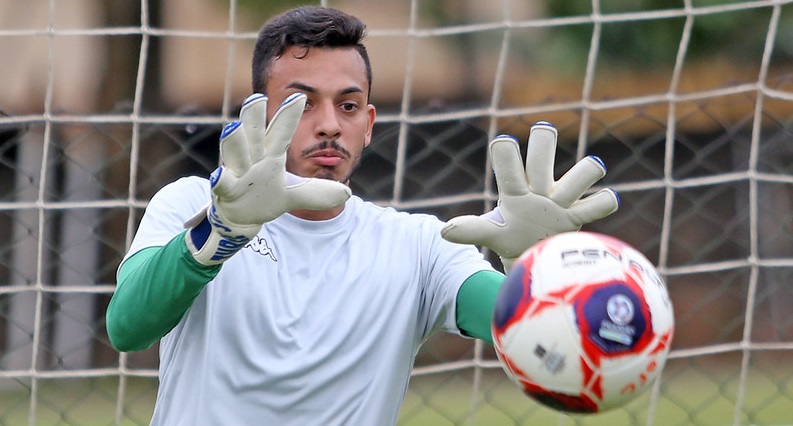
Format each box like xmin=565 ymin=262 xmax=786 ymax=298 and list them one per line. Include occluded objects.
xmin=568 ymin=188 xmax=620 ymax=226
xmin=441 ymin=215 xmax=503 ymax=248
xmin=284 ymin=174 xmax=352 ymax=211
xmin=210 ymin=166 xmax=243 ymax=200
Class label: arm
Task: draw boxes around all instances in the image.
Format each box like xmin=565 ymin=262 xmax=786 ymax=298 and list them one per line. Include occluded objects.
xmin=447 ymin=122 xmax=617 ymax=344
xmin=456 ymin=270 xmax=505 ymax=345
xmin=106 ymin=93 xmax=350 ymax=351
xmin=185 ymin=93 xmax=350 ymax=265
xmin=106 ymin=94 xmax=350 ymax=351
xmin=106 ymin=232 xmax=220 ymax=352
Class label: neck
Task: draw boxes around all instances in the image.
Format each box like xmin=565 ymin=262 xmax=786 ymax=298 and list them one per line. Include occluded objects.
xmin=289 ymin=204 xmax=345 ymax=221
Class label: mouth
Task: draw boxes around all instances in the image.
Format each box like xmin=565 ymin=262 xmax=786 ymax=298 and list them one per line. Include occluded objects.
xmin=304 ymin=142 xmax=349 ymax=167
xmin=308 ymin=148 xmax=345 ymax=167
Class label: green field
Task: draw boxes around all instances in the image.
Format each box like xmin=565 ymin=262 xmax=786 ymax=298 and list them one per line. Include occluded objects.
xmin=1 ymin=357 xmax=791 ymax=426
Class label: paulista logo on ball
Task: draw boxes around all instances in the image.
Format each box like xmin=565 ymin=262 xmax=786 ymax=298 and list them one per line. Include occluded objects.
xmin=601 ymin=294 xmax=637 ymax=346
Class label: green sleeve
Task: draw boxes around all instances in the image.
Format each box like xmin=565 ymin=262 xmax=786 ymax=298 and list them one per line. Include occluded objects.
xmin=106 ymin=232 xmax=221 ymax=352
xmin=456 ymin=270 xmax=505 ymax=345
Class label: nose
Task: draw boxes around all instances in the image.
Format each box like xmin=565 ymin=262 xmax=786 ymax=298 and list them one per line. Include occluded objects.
xmin=314 ymin=101 xmax=342 ymax=139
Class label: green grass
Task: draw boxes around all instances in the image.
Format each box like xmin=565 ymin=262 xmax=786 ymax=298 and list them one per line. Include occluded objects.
xmin=1 ymin=357 xmax=791 ymax=426
xmin=399 ymin=363 xmax=793 ymax=426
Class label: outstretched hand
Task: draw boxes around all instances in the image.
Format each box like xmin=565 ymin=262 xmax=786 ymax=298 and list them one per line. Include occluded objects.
xmin=185 ymin=93 xmax=352 ymax=265
xmin=441 ymin=122 xmax=619 ymax=272
xmin=210 ymin=93 xmax=351 ymax=226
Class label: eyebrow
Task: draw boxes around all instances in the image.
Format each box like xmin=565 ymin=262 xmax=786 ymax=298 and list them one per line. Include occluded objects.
xmin=286 ymin=82 xmax=364 ymax=96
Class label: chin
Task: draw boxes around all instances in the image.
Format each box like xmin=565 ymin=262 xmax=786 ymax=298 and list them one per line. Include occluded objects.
xmin=313 ymin=168 xmax=342 ymax=182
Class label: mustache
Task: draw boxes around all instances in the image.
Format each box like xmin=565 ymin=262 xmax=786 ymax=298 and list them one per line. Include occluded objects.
xmin=300 ymin=140 xmax=351 ymax=159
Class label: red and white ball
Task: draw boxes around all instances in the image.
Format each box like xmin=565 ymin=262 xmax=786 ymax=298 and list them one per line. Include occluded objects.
xmin=492 ymin=231 xmax=674 ymax=413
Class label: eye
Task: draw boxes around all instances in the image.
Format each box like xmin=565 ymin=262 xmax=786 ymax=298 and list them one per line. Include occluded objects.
xmin=340 ymin=102 xmax=358 ymax=112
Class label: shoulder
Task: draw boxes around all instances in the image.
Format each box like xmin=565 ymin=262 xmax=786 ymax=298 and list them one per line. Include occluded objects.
xmin=124 ymin=176 xmax=211 ymax=261
xmin=150 ymin=176 xmax=210 ymax=202
xmin=138 ymin=175 xmax=212 ymax=234
xmin=146 ymin=176 xmax=211 ymax=213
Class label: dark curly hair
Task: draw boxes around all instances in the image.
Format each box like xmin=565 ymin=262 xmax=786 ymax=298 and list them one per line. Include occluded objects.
xmin=251 ymin=6 xmax=372 ymax=97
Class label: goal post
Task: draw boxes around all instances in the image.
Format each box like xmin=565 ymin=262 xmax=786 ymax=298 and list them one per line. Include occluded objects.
xmin=1 ymin=0 xmax=792 ymax=425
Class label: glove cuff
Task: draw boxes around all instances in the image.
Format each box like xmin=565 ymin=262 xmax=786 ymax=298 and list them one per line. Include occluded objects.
xmin=184 ymin=205 xmax=261 ymax=266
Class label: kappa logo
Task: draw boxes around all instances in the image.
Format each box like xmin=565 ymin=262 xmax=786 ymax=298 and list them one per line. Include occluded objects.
xmin=245 ymin=236 xmax=277 ymax=262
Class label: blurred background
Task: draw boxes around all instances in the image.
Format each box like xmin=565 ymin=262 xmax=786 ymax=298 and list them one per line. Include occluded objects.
xmin=0 ymin=0 xmax=792 ymax=424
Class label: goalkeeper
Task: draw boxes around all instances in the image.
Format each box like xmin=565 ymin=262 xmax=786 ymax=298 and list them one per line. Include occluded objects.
xmin=106 ymin=6 xmax=619 ymax=426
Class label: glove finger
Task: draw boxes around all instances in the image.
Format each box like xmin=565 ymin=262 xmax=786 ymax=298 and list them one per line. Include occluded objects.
xmin=567 ymin=188 xmax=620 ymax=226
xmin=263 ymin=93 xmax=307 ymax=156
xmin=552 ymin=155 xmax=607 ymax=208
xmin=490 ymin=136 xmax=529 ymax=197
xmin=284 ymin=178 xmax=352 ymax=211
xmin=525 ymin=121 xmax=558 ymax=197
xmin=239 ymin=94 xmax=268 ymax=161
xmin=218 ymin=121 xmax=250 ymax=174
xmin=440 ymin=215 xmax=503 ymax=247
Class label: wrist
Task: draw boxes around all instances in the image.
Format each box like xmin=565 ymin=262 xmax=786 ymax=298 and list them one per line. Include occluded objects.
xmin=185 ymin=206 xmax=260 ymax=265
xmin=499 ymin=256 xmax=516 ymax=275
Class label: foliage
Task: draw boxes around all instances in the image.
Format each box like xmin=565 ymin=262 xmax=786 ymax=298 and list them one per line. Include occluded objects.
xmin=546 ymin=1 xmax=792 ymax=69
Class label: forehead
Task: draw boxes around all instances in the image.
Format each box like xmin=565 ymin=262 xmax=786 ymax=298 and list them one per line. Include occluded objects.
xmin=266 ymin=46 xmax=369 ymax=95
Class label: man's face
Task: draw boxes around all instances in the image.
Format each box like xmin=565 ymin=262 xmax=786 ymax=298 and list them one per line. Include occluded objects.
xmin=264 ymin=46 xmax=375 ymax=184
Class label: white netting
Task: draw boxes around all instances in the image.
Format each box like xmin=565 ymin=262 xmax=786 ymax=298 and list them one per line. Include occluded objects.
xmin=1 ymin=0 xmax=792 ymax=424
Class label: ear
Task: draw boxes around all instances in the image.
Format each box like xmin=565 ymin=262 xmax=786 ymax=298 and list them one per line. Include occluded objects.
xmin=364 ymin=103 xmax=376 ymax=148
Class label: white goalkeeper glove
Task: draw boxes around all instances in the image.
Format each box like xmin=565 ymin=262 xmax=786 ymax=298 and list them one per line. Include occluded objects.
xmin=441 ymin=121 xmax=619 ymax=272
xmin=184 ymin=93 xmax=352 ymax=265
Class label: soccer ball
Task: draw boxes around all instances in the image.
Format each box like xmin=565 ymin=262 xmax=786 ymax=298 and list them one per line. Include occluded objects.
xmin=492 ymin=231 xmax=674 ymax=414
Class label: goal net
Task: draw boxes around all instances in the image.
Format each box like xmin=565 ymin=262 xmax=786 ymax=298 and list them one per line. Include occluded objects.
xmin=1 ymin=0 xmax=792 ymax=424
